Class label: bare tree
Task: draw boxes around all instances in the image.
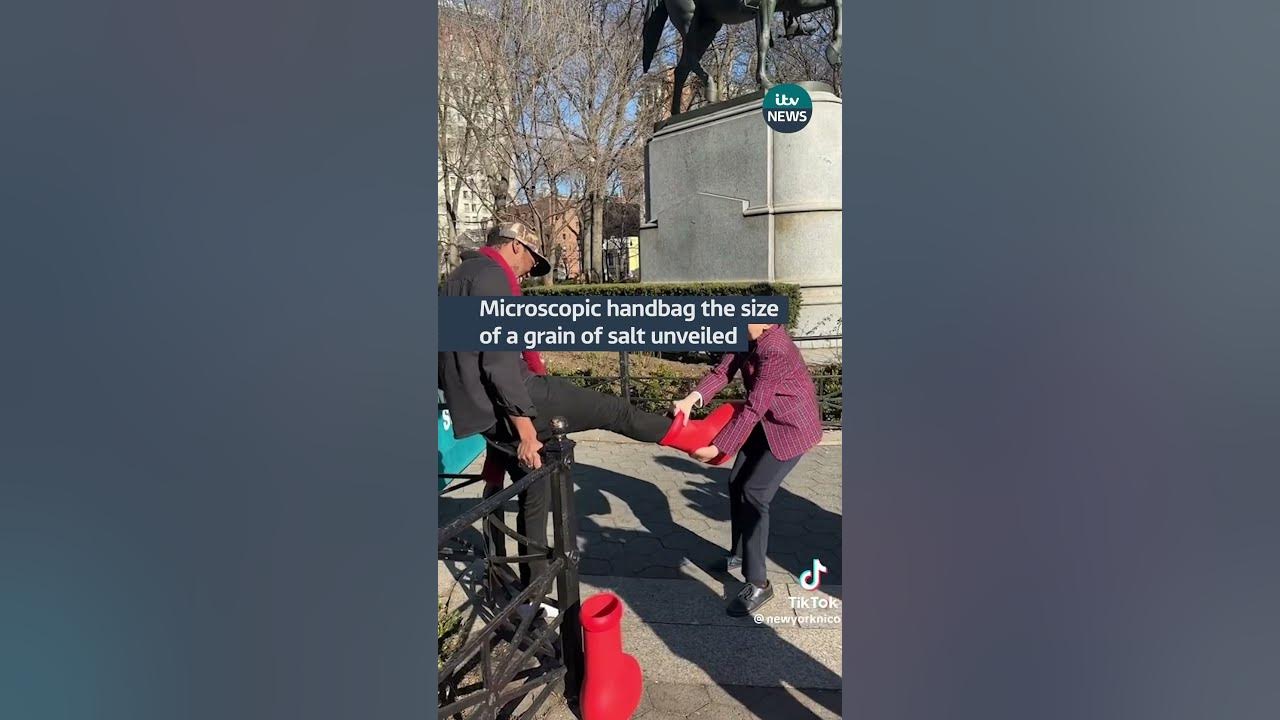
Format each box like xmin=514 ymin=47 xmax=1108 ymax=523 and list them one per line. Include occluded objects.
xmin=770 ymin=11 xmax=841 ymax=90
xmin=447 ymin=0 xmax=585 ymax=285
xmin=545 ymin=0 xmax=663 ymax=282
xmin=438 ymin=14 xmax=472 ymax=270
xmin=438 ymin=5 xmax=509 ymax=272
xmin=445 ymin=0 xmax=782 ymax=284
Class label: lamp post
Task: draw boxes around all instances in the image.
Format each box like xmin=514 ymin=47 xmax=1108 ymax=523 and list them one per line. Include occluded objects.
xmin=586 ymin=155 xmax=602 ymax=283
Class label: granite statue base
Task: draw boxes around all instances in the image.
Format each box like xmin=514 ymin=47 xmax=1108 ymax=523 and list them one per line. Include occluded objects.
xmin=640 ymin=82 xmax=842 ymax=349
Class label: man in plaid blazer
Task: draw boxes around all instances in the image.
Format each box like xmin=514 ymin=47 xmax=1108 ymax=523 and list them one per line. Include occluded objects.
xmin=673 ymin=323 xmax=824 ymax=616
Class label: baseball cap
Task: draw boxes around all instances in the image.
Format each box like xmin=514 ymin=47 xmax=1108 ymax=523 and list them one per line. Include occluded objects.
xmin=488 ymin=222 xmax=551 ymax=277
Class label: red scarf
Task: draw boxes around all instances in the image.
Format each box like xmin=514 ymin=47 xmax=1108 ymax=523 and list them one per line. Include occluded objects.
xmin=477 ymin=246 xmax=547 ymax=375
xmin=477 ymin=247 xmax=546 ymax=486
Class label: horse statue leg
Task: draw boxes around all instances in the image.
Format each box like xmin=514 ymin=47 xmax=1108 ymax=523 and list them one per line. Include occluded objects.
xmin=825 ymin=0 xmax=843 ymax=69
xmin=672 ymin=50 xmax=692 ymax=116
xmin=685 ymin=18 xmax=723 ymax=105
xmin=755 ymin=0 xmax=777 ymax=89
xmin=667 ymin=1 xmax=698 ymax=115
xmin=672 ymin=30 xmax=721 ymax=113
xmin=701 ymin=68 xmax=720 ymax=104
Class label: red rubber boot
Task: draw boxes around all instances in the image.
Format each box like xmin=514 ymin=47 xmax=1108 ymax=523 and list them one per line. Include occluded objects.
xmin=658 ymin=401 xmax=744 ymax=466
xmin=579 ymin=593 xmax=642 ymax=720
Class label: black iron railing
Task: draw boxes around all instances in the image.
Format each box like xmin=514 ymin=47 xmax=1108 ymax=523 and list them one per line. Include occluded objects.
xmin=438 ymin=419 xmax=583 ymax=720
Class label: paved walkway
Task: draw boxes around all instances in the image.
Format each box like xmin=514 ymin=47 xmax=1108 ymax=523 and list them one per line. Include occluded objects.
xmin=440 ymin=433 xmax=842 ymax=586
xmin=439 ymin=432 xmax=843 ymax=719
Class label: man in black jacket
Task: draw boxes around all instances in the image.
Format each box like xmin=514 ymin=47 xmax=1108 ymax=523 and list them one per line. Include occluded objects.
xmin=440 ymin=221 xmax=670 ymax=585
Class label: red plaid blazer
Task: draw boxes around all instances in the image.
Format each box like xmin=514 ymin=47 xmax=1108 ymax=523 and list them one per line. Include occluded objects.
xmin=692 ymin=326 xmax=823 ymax=461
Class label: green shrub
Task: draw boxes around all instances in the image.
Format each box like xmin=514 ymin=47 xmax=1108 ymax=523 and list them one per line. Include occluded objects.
xmin=525 ymin=281 xmax=803 ymax=328
xmin=552 ymin=359 xmax=842 ymax=425
xmin=808 ymin=361 xmax=843 ymax=426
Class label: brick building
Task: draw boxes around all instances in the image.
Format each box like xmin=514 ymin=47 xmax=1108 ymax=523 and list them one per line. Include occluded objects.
xmin=504 ymin=197 xmax=582 ymax=282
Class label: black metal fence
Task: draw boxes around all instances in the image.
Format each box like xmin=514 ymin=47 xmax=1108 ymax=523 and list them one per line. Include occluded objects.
xmin=437 ymin=421 xmax=583 ymax=720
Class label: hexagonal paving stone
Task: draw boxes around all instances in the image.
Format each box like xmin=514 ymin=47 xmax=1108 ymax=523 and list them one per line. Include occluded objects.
xmin=656 ymin=532 xmax=703 ymax=551
xmin=618 ymin=535 xmax=665 ymax=555
xmin=579 ymin=538 xmax=631 ymax=560
xmin=724 ymin=686 xmax=841 ymax=720
xmin=645 ymin=683 xmax=711 ymax=716
xmin=765 ymin=551 xmax=803 ymax=576
xmin=683 ymin=544 xmax=731 ymax=568
xmin=772 ymin=507 xmax=809 ymax=524
xmin=771 ymin=522 xmax=807 ymax=538
xmin=533 ymin=698 xmax=578 ymax=720
xmin=640 ymin=519 xmax=679 ymax=535
xmin=594 ymin=529 xmax=631 ymax=544
xmin=635 ymin=565 xmax=682 ymax=579
xmin=805 ymin=512 xmax=838 ymax=528
xmin=576 ymin=557 xmax=612 ymax=575
xmin=766 ymin=533 xmax=808 ymax=554
xmin=671 ymin=509 xmax=713 ymax=525
xmin=688 ymin=702 xmax=746 ymax=720
xmin=606 ymin=515 xmax=648 ymax=530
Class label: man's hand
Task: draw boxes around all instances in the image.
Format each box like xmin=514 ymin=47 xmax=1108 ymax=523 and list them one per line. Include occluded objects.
xmin=690 ymin=445 xmax=719 ymax=463
xmin=670 ymin=393 xmax=699 ymax=422
xmin=518 ymin=437 xmax=544 ymax=470
xmin=511 ymin=415 xmax=543 ymax=470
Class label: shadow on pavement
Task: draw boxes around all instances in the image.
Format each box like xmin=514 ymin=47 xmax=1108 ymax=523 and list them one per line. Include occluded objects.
xmin=654 ymin=455 xmax=843 ymax=585
xmin=436 ymin=456 xmax=843 ymax=719
xmin=571 ymin=462 xmax=841 ymax=719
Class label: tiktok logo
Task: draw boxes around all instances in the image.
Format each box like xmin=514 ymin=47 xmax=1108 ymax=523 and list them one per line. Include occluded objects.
xmin=797 ymin=558 xmax=828 ymax=591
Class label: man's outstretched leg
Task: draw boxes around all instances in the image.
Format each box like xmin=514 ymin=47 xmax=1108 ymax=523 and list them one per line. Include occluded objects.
xmin=526 ymin=375 xmax=669 ymax=442
xmin=484 ymin=375 xmax=669 ymax=590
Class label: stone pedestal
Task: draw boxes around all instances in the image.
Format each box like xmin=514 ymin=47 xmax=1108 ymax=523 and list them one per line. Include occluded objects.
xmin=640 ymin=82 xmax=842 ymax=354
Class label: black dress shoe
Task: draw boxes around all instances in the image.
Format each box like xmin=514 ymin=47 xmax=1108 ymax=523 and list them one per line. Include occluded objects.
xmin=726 ymin=581 xmax=773 ymax=617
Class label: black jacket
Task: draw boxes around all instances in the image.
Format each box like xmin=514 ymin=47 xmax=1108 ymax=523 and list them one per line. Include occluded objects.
xmin=439 ymin=250 xmax=536 ymax=438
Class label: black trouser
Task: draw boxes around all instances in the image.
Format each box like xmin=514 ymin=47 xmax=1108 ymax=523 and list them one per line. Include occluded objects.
xmin=484 ymin=375 xmax=670 ymax=586
xmin=729 ymin=425 xmax=802 ymax=587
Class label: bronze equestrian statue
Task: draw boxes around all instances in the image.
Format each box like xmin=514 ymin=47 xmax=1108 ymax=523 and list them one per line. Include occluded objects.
xmin=642 ymin=0 xmax=843 ymax=116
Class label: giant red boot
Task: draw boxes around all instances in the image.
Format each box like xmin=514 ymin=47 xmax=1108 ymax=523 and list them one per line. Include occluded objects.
xmin=658 ymin=401 xmax=745 ymax=466
xmin=579 ymin=593 xmax=642 ymax=720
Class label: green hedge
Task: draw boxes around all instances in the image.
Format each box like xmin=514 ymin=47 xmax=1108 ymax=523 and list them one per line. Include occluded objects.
xmin=524 ymin=281 xmax=803 ymax=328
xmin=552 ymin=361 xmax=842 ymax=426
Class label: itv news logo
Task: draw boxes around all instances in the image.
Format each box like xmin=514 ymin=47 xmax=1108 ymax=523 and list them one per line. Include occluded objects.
xmin=762 ymin=83 xmax=812 ymax=133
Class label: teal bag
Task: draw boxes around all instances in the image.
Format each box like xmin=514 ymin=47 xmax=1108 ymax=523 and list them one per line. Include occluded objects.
xmin=438 ymin=392 xmax=486 ymax=491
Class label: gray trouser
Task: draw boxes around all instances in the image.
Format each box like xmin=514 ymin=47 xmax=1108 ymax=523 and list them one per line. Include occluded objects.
xmin=729 ymin=425 xmax=802 ymax=586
